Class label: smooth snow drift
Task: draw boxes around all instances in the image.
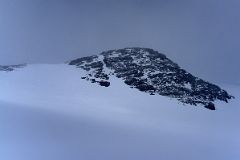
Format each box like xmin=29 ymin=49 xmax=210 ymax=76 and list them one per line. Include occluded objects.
xmin=0 ymin=64 xmax=239 ymax=160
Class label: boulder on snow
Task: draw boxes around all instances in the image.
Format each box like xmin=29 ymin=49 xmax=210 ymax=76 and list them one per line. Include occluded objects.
xmin=99 ymin=81 xmax=110 ymax=87
xmin=204 ymin=102 xmax=215 ymax=110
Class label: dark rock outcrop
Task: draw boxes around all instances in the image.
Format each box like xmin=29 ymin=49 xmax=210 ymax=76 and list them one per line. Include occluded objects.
xmin=204 ymin=102 xmax=216 ymax=110
xmin=69 ymin=47 xmax=233 ymax=110
xmin=99 ymin=81 xmax=110 ymax=87
xmin=0 ymin=64 xmax=26 ymax=72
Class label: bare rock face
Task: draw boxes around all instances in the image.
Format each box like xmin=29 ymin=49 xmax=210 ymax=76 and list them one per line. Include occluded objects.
xmin=69 ymin=47 xmax=233 ymax=110
xmin=204 ymin=102 xmax=216 ymax=110
xmin=0 ymin=64 xmax=26 ymax=72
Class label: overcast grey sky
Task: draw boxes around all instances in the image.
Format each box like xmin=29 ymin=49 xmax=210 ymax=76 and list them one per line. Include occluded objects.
xmin=0 ymin=0 xmax=239 ymax=85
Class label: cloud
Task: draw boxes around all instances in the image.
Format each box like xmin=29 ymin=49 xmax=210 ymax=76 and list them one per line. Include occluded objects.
xmin=0 ymin=0 xmax=239 ymax=84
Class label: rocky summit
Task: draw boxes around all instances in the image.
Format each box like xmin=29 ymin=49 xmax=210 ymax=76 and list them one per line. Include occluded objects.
xmin=69 ymin=47 xmax=233 ymax=110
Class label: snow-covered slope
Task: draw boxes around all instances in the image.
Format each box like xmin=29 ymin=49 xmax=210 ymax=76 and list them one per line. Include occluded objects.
xmin=0 ymin=63 xmax=239 ymax=160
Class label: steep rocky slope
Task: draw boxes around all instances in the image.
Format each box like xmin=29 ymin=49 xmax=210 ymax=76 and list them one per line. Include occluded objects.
xmin=69 ymin=47 xmax=233 ymax=110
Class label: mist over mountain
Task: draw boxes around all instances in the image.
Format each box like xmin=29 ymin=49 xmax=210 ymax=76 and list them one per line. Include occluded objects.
xmin=1 ymin=0 xmax=240 ymax=85
xmin=1 ymin=1 xmax=239 ymax=159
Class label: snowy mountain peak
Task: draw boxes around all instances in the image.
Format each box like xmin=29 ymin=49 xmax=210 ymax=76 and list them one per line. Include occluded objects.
xmin=69 ymin=47 xmax=233 ymax=110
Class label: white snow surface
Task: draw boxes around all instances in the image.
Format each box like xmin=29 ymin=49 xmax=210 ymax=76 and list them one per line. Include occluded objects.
xmin=0 ymin=64 xmax=239 ymax=160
